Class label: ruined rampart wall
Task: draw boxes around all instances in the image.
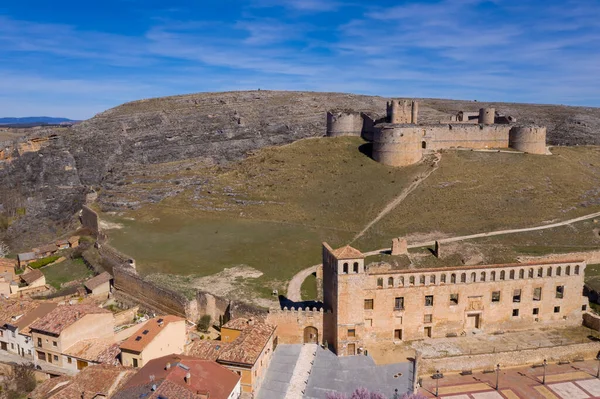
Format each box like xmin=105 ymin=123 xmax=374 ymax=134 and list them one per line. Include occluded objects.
xmin=509 ymin=126 xmax=547 ymax=154
xmin=478 ymin=107 xmax=495 ymax=125
xmin=387 ymin=100 xmax=417 ymax=124
xmin=81 ymin=206 xmax=99 ymax=234
xmin=266 ymin=307 xmax=330 ymax=345
xmin=426 ymin=124 xmax=511 ymax=151
xmin=326 ymin=111 xmax=364 ymax=137
xmin=372 ymin=125 xmax=423 ymax=167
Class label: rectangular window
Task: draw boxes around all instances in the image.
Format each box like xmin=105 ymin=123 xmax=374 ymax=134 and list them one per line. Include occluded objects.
xmin=492 ymin=291 xmax=501 ymax=302
xmin=424 ymin=314 xmax=432 ymax=323
xmin=513 ymin=289 xmax=521 ymax=303
xmin=364 ymin=299 xmax=374 ymax=310
xmin=394 ymin=297 xmax=404 ymax=310
xmin=53 ymin=341 xmax=57 ymax=347
xmin=556 ymin=286 xmax=564 ymax=299
xmin=133 ymin=358 xmax=138 ymax=368
xmin=353 ymin=263 xmax=359 ymax=273
xmin=394 ymin=329 xmax=402 ymax=340
xmin=425 ymin=295 xmax=434 ymax=307
xmin=53 ymin=355 xmax=58 ymax=362
xmin=37 ymin=338 xmax=42 ymax=347
xmin=67 ymin=357 xmax=72 ymax=364
xmin=450 ymin=294 xmax=459 ymax=305
xmin=583 ymin=305 xmax=588 ymax=311
xmin=512 ymin=309 xmax=519 ymax=317
xmin=10 ymin=343 xmax=14 ymax=350
xmin=554 ymin=306 xmax=560 ymax=313
xmin=533 ymin=287 xmax=542 ymax=301
xmin=348 ymin=329 xmax=356 ymax=338
xmin=533 ymin=308 xmax=539 ymax=315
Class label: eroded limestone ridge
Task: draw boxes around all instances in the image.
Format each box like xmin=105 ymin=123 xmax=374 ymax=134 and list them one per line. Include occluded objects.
xmin=1 ymin=90 xmax=600 ymax=250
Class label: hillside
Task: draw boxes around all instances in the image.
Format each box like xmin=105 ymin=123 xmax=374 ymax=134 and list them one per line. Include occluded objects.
xmin=1 ymin=90 xmax=600 ymax=253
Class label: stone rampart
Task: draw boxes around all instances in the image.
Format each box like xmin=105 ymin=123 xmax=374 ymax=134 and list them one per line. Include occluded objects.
xmin=509 ymin=126 xmax=547 ymax=154
xmin=518 ymin=250 xmax=600 ymax=265
xmin=372 ymin=125 xmax=423 ymax=167
xmin=266 ymin=307 xmax=330 ymax=345
xmin=583 ymin=312 xmax=600 ymax=331
xmin=478 ymin=107 xmax=495 ymax=125
xmin=326 ymin=111 xmax=364 ymax=137
xmin=426 ymin=124 xmax=511 ymax=151
xmin=81 ymin=205 xmax=99 ymax=234
xmin=387 ymin=100 xmax=417 ymax=124
xmin=418 ymin=341 xmax=600 ymax=374
xmin=114 ymin=306 xmax=139 ymax=326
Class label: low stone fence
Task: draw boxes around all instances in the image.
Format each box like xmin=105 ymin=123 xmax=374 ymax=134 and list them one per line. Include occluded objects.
xmin=519 ymin=250 xmax=600 ymax=265
xmin=418 ymin=341 xmax=600 ymax=374
xmin=114 ymin=306 xmax=139 ymax=327
xmin=583 ymin=312 xmax=600 ymax=331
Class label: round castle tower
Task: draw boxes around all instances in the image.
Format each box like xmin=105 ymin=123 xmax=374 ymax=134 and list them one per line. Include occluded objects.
xmin=372 ymin=125 xmax=423 ymax=167
xmin=478 ymin=108 xmax=495 ymax=125
xmin=508 ymin=126 xmax=547 ymax=154
xmin=326 ymin=111 xmax=364 ymax=137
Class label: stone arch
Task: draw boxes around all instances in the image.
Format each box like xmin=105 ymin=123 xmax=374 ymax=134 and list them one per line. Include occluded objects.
xmin=528 ymin=268 xmax=534 ymax=278
xmin=519 ymin=269 xmax=524 ymax=279
xmin=353 ymin=262 xmax=359 ymax=273
xmin=440 ymin=274 xmax=446 ymax=283
xmin=575 ymin=265 xmax=580 ymax=275
xmin=500 ymin=270 xmax=505 ymax=280
xmin=343 ymin=262 xmax=349 ymax=274
xmin=388 ymin=277 xmax=394 ymax=287
xmin=461 ymin=273 xmax=466 ymax=283
xmin=480 ymin=271 xmax=486 ymax=282
xmin=451 ymin=274 xmax=456 ymax=283
xmin=430 ymin=274 xmax=436 ymax=284
xmin=510 ymin=270 xmax=515 ymax=279
xmin=471 ymin=272 xmax=476 ymax=282
xmin=491 ymin=271 xmax=496 ymax=281
xmin=304 ymin=326 xmax=319 ymax=344
xmin=556 ymin=266 xmax=562 ymax=276
xmin=547 ymin=267 xmax=552 ymax=277
xmin=566 ymin=265 xmax=571 ymax=275
xmin=422 ymin=141 xmax=427 ymax=149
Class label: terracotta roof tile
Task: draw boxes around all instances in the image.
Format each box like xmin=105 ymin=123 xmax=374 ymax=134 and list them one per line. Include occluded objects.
xmin=30 ymin=304 xmax=111 ymax=335
xmin=0 ymin=299 xmax=39 ymax=326
xmin=84 ymin=271 xmax=111 ymax=291
xmin=331 ymin=245 xmax=364 ymax=259
xmin=120 ymin=315 xmax=185 ymax=353
xmin=186 ymin=340 xmax=230 ymax=361
xmin=28 ymin=376 xmax=72 ymax=399
xmin=35 ymin=244 xmax=58 ymax=254
xmin=14 ymin=302 xmax=58 ymax=335
xmin=0 ymin=258 xmax=16 ymax=268
xmin=114 ymin=354 xmax=240 ymax=399
xmin=64 ymin=339 xmax=120 ymax=364
xmin=21 ymin=269 xmax=44 ymax=285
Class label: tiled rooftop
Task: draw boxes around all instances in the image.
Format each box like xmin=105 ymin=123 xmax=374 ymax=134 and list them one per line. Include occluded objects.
xmin=331 ymin=245 xmax=365 ymax=259
xmin=30 ymin=304 xmax=111 ymax=335
xmin=21 ymin=268 xmax=44 ymax=285
xmin=0 ymin=299 xmax=38 ymax=326
xmin=0 ymin=258 xmax=16 ymax=268
xmin=84 ymin=271 xmax=112 ymax=291
xmin=113 ymin=354 xmax=240 ymax=399
xmin=119 ymin=315 xmax=185 ymax=353
xmin=64 ymin=338 xmax=120 ymax=364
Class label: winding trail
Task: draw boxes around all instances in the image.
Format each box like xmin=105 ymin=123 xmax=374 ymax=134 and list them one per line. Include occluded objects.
xmin=351 ymin=152 xmax=442 ymax=243
xmin=287 ymin=264 xmax=319 ymax=302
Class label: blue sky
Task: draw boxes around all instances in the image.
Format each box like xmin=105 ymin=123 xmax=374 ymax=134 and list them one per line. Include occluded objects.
xmin=1 ymin=0 xmax=599 ymax=119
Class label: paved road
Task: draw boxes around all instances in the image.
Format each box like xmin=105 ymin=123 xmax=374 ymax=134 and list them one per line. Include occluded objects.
xmin=287 ymin=265 xmax=319 ymax=302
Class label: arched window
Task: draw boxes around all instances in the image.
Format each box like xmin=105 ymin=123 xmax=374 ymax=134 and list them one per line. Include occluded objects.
xmin=480 ymin=272 xmax=486 ymax=282
xmin=491 ymin=271 xmax=496 ymax=281
xmin=538 ymin=267 xmax=543 ymax=277
xmin=500 ymin=270 xmax=505 ymax=280
xmin=461 ymin=273 xmax=466 ymax=283
xmin=343 ymin=263 xmax=348 ymax=274
xmin=451 ymin=274 xmax=456 ymax=284
xmin=440 ymin=274 xmax=446 ymax=283
xmin=556 ymin=266 xmax=562 ymax=276
xmin=409 ymin=276 xmax=415 ymax=286
xmin=353 ymin=262 xmax=359 ymax=273
xmin=471 ymin=272 xmax=476 ymax=282
xmin=420 ymin=275 xmax=425 ymax=285
xmin=430 ymin=274 xmax=436 ymax=284
xmin=388 ymin=277 xmax=394 ymax=287
xmin=566 ymin=266 xmax=571 ymax=276
xmin=399 ymin=276 xmax=404 ymax=286
xmin=422 ymin=141 xmax=427 ymax=149
xmin=575 ymin=265 xmax=580 ymax=275
xmin=519 ymin=269 xmax=524 ymax=279
xmin=547 ymin=267 xmax=552 ymax=277
xmin=510 ymin=270 xmax=515 ymax=279
xmin=528 ymin=268 xmax=534 ymax=278
xmin=377 ymin=278 xmax=383 ymax=288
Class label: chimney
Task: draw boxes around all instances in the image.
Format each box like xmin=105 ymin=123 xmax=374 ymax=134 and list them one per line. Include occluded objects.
xmin=185 ymin=372 xmax=191 ymax=385
xmin=165 ymin=362 xmax=171 ymax=370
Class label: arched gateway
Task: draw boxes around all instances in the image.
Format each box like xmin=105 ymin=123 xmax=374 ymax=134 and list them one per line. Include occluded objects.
xmin=303 ymin=326 xmax=318 ymax=344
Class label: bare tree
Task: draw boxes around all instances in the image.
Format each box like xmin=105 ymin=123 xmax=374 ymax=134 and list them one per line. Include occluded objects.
xmin=0 ymin=240 xmax=9 ymax=258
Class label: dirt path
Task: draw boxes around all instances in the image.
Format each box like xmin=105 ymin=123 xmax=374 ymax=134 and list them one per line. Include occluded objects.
xmin=351 ymin=153 xmax=442 ymax=243
xmin=287 ymin=264 xmax=319 ymax=302
xmin=363 ymin=210 xmax=600 ymax=256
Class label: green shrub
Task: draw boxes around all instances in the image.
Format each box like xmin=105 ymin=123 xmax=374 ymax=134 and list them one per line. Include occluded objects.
xmin=197 ymin=315 xmax=212 ymax=333
xmin=28 ymin=255 xmax=61 ymax=269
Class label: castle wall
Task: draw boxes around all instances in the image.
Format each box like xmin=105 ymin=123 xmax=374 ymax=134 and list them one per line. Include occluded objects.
xmin=326 ymin=111 xmax=363 ymax=137
xmin=478 ymin=108 xmax=495 ymax=124
xmin=509 ymin=126 xmax=547 ymax=154
xmin=372 ymin=125 xmax=423 ymax=167
xmin=387 ymin=100 xmax=417 ymax=124
xmin=425 ymin=124 xmax=511 ymax=150
xmin=81 ymin=205 xmax=99 ymax=234
xmin=265 ymin=307 xmax=328 ymax=345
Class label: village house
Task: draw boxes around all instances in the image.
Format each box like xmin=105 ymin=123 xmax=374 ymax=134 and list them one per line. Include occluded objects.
xmin=68 ymin=236 xmax=80 ymax=248
xmin=0 ymin=302 xmax=58 ymax=359
xmin=120 ymin=315 xmax=187 ymax=368
xmin=34 ymin=244 xmax=58 ymax=259
xmin=17 ymin=252 xmax=36 ymax=268
xmin=187 ymin=318 xmax=276 ymax=395
xmin=55 ymin=239 xmax=70 ymax=250
xmin=0 ymin=258 xmax=18 ymax=279
xmin=29 ymin=304 xmax=118 ymax=372
xmin=112 ymin=354 xmax=242 ymax=399
xmin=0 ymin=299 xmax=38 ymax=353
xmin=28 ymin=363 xmax=136 ymax=399
xmin=20 ymin=269 xmax=45 ymax=288
xmin=83 ymin=271 xmax=112 ymax=298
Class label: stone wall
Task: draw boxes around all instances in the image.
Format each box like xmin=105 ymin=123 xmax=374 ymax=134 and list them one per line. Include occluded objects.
xmin=266 ymin=307 xmax=330 ymax=345
xmin=509 ymin=126 xmax=547 ymax=154
xmin=418 ymin=341 xmax=600 ymax=374
xmin=583 ymin=312 xmax=600 ymax=331
xmin=326 ymin=111 xmax=364 ymax=137
xmin=114 ymin=306 xmax=139 ymax=326
xmin=81 ymin=205 xmax=99 ymax=234
xmin=519 ymin=250 xmax=600 ymax=265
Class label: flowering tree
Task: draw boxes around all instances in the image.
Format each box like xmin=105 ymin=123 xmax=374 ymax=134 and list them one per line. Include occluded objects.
xmin=326 ymin=388 xmax=427 ymax=399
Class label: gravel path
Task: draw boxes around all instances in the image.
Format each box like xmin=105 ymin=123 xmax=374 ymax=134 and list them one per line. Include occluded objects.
xmin=287 ymin=265 xmax=319 ymax=302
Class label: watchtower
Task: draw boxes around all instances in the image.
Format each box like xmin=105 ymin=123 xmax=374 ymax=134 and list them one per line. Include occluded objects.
xmin=478 ymin=108 xmax=495 ymax=125
xmin=387 ymin=99 xmax=418 ymax=124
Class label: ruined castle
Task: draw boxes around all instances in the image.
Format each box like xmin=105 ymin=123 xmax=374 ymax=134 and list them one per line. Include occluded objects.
xmin=326 ymin=100 xmax=547 ymax=167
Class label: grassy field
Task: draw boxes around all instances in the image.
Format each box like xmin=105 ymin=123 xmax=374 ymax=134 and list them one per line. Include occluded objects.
xmin=301 ymin=273 xmax=318 ymax=301
xmin=104 ymin=138 xmax=600 ymax=300
xmin=43 ymin=258 xmax=93 ymax=290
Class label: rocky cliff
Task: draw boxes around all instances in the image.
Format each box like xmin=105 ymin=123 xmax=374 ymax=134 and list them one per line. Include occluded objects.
xmin=1 ymin=90 xmax=599 ymax=250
